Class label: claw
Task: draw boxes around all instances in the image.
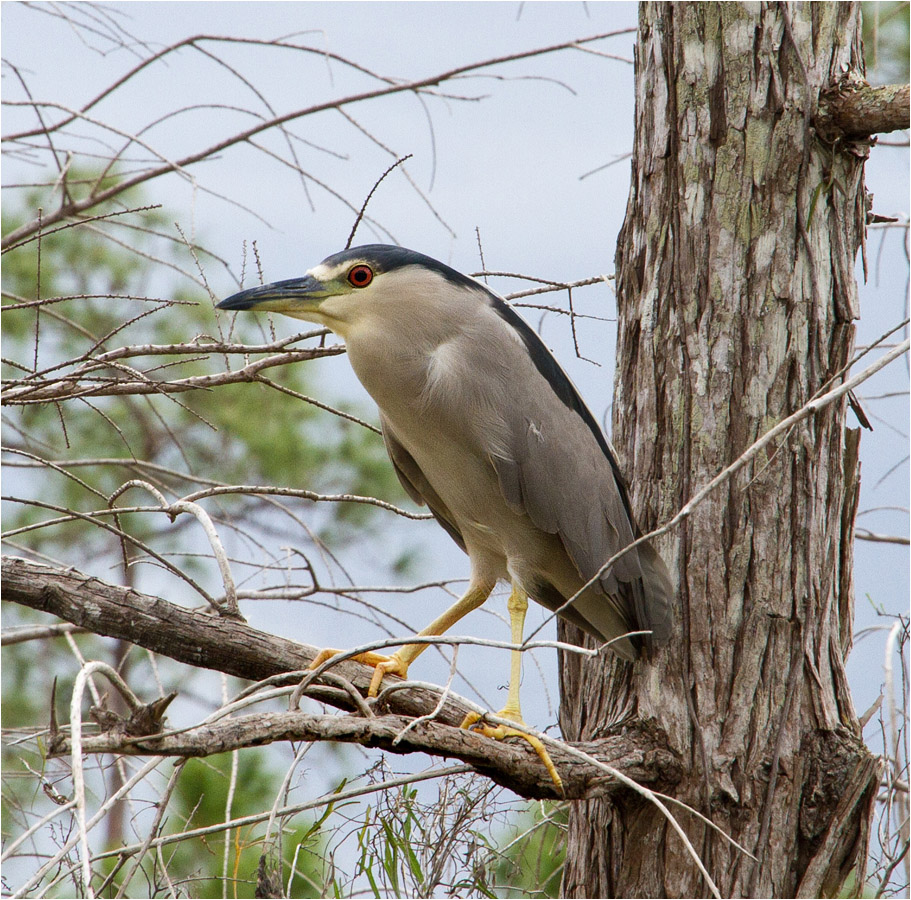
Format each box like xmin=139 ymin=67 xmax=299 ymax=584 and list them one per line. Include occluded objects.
xmin=461 ymin=710 xmax=564 ymax=793
xmin=309 ymin=648 xmax=409 ymax=696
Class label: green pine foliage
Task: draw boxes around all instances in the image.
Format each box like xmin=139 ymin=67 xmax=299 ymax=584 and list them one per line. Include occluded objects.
xmin=165 ymin=752 xmax=327 ymax=899
xmin=492 ymin=803 xmax=566 ymax=898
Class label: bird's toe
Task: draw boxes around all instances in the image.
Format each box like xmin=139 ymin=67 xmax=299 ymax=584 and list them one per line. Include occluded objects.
xmin=461 ymin=711 xmax=563 ymax=793
xmin=309 ymin=648 xmax=407 ymax=697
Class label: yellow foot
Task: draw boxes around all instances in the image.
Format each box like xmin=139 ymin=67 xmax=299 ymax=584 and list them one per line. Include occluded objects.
xmin=309 ymin=648 xmax=409 ymax=697
xmin=461 ymin=710 xmax=563 ymax=793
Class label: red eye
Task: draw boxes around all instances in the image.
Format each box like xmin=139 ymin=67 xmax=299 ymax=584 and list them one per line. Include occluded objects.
xmin=347 ymin=264 xmax=374 ymax=288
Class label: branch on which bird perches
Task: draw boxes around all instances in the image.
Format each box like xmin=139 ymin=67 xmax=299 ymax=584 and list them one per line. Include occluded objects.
xmin=42 ymin=706 xmax=680 ymax=802
xmin=4 ymin=555 xmax=680 ymax=801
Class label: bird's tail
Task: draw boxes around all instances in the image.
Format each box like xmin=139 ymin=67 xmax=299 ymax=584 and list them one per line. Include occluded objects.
xmin=634 ymin=540 xmax=674 ymax=654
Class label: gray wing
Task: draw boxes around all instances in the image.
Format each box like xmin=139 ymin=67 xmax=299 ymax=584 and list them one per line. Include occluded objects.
xmin=493 ymin=421 xmax=672 ymax=654
xmin=380 ymin=415 xmax=467 ymax=553
xmin=486 ymin=301 xmax=673 ymax=654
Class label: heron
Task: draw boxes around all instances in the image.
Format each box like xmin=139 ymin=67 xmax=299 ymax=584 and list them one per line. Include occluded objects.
xmin=217 ymin=244 xmax=673 ymax=788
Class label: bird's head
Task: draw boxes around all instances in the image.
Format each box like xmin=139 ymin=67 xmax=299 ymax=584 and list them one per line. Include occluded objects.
xmin=217 ymin=244 xmax=483 ymax=339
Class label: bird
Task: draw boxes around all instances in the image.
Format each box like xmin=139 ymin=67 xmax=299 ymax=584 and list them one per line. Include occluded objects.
xmin=217 ymin=244 xmax=673 ymax=788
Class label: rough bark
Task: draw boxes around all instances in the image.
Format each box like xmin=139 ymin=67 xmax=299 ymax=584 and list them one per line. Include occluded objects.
xmin=559 ymin=4 xmax=880 ymax=898
xmin=1 ymin=555 xmax=470 ymax=723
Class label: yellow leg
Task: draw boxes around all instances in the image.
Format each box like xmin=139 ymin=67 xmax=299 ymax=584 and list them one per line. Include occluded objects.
xmin=501 ymin=584 xmax=528 ymax=719
xmin=310 ymin=580 xmax=494 ymax=697
xmin=461 ymin=585 xmax=563 ymax=793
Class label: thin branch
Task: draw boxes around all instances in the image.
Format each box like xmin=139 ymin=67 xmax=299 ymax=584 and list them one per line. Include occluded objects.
xmin=67 ymin=765 xmax=476 ymax=873
xmin=1 ymin=622 xmax=89 ymax=645
xmin=1 ymin=345 xmax=346 ymax=404
xmin=856 ymin=530 xmax=910 ymax=546
xmin=69 ymin=661 xmax=144 ymax=899
xmin=1 ymin=29 xmax=636 ymax=251
xmin=346 ymin=155 xmax=413 ymax=249
xmin=108 ymin=480 xmax=241 ymax=617
xmin=10 ymin=756 xmax=168 ymax=900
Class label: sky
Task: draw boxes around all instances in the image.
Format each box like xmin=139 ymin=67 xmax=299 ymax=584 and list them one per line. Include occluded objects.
xmin=2 ymin=0 xmax=909 ymax=828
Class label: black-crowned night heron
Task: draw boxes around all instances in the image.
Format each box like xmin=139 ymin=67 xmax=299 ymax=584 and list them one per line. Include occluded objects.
xmin=218 ymin=245 xmax=673 ymax=787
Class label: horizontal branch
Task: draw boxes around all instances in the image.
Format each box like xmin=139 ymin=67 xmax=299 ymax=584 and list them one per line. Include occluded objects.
xmin=1 ymin=345 xmax=345 ymax=405
xmin=2 ymin=485 xmax=430 ymax=542
xmin=855 ymin=529 xmax=910 ymax=546
xmin=1 ymin=555 xmax=681 ymax=800
xmin=817 ymin=82 xmax=910 ymax=139
xmin=1 ymin=622 xmax=89 ymax=645
xmin=46 ymin=708 xmax=678 ymax=801
xmin=1 ymin=556 xmax=447 ymax=719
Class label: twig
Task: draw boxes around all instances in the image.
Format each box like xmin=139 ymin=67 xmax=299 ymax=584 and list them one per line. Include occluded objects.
xmin=60 ymin=764 xmax=476 ymax=872
xmin=113 ymin=760 xmax=186 ymax=900
xmin=2 ymin=346 xmax=346 ymax=405
xmin=68 ymin=661 xmax=146 ymax=900
xmin=856 ymin=530 xmax=910 ymax=546
xmin=392 ymin=647 xmax=460 ymax=746
xmin=1 ymin=622 xmax=89 ymax=645
xmin=2 ymin=496 xmax=220 ymax=608
xmin=10 ymin=756 xmax=170 ymax=899
xmin=346 ymin=155 xmax=413 ymax=249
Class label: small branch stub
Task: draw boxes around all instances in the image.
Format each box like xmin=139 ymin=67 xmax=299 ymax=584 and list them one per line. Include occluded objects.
xmin=817 ymin=82 xmax=910 ymax=140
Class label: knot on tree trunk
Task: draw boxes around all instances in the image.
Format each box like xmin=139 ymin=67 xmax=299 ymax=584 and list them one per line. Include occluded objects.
xmin=795 ymin=728 xmax=883 ymax=897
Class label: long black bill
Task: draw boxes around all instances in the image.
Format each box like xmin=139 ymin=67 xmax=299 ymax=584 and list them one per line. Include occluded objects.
xmin=216 ymin=275 xmax=326 ymax=311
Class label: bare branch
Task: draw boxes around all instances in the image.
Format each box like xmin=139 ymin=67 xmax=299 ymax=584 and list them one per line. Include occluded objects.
xmin=46 ymin=707 xmax=678 ymax=803
xmin=1 ymin=622 xmax=89 ymax=645
xmin=856 ymin=530 xmax=911 ymax=546
xmin=1 ymin=345 xmax=345 ymax=404
xmin=1 ymin=29 xmax=635 ymax=251
xmin=1 ymin=554 xmax=472 ymax=724
xmin=3 ymin=554 xmax=681 ymax=801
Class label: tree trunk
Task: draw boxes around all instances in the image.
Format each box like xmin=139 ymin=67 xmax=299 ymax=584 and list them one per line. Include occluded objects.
xmin=559 ymin=4 xmax=880 ymax=897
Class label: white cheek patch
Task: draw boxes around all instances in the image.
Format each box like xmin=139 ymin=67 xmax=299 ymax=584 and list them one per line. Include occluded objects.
xmin=308 ymin=262 xmax=341 ymax=282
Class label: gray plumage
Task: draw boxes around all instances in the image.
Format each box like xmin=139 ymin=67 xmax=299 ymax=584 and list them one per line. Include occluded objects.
xmin=218 ymin=244 xmax=673 ymax=662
